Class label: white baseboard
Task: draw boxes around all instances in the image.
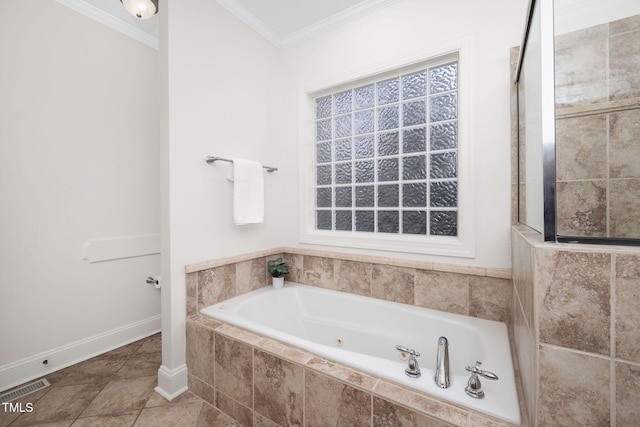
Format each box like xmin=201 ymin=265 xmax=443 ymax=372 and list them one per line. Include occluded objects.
xmin=155 ymin=364 xmax=188 ymax=401
xmin=0 ymin=315 xmax=161 ymax=392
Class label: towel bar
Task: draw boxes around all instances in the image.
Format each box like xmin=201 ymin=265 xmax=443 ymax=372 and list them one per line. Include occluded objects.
xmin=205 ymin=156 xmax=277 ymax=172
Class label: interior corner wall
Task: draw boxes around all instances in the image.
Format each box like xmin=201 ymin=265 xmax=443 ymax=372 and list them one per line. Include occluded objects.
xmin=280 ymin=0 xmax=529 ymax=269
xmin=0 ymin=0 xmax=160 ymax=390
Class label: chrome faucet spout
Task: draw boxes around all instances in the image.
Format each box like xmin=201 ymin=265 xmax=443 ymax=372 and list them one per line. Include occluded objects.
xmin=434 ymin=336 xmax=450 ymax=388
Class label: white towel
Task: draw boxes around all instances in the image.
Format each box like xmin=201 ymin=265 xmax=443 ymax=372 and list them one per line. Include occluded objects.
xmin=226 ymin=159 xmax=264 ymax=225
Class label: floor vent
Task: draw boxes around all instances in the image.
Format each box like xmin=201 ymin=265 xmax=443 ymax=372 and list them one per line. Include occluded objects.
xmin=0 ymin=378 xmax=51 ymax=403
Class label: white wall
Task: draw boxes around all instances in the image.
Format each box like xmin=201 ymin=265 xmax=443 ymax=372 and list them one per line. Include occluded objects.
xmin=280 ymin=0 xmax=528 ymax=268
xmin=157 ymin=0 xmax=285 ymax=397
xmin=0 ymin=0 xmax=160 ymax=390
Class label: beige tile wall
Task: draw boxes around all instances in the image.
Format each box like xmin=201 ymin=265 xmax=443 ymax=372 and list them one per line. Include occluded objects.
xmin=554 ymin=16 xmax=640 ymax=238
xmin=184 ymin=247 xmax=524 ymax=426
xmin=185 ymin=248 xmax=512 ymax=324
xmin=512 ymin=225 xmax=640 ymax=426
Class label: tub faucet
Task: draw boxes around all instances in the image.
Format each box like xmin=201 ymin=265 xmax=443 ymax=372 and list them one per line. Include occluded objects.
xmin=434 ymin=336 xmax=450 ymax=388
xmin=395 ymin=345 xmax=421 ymax=378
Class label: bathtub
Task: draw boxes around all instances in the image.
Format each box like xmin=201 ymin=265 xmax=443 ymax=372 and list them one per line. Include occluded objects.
xmin=200 ymin=282 xmax=521 ymax=425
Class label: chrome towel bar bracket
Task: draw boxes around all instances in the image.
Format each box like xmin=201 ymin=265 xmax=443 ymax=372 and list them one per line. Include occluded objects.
xmin=205 ymin=156 xmax=278 ymax=172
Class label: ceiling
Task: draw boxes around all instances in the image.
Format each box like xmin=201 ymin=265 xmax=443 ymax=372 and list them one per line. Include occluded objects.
xmin=56 ymin=0 xmax=399 ymax=49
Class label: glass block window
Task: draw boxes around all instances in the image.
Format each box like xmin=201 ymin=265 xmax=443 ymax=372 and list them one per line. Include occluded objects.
xmin=313 ymin=61 xmax=459 ymax=237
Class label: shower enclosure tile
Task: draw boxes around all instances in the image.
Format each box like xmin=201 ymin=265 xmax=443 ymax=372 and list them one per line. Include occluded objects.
xmin=536 ymin=250 xmax=611 ymax=355
xmin=615 ymin=254 xmax=640 ymax=363
xmin=609 ymin=110 xmax=640 ymax=179
xmin=555 ymin=180 xmax=607 ymax=237
xmin=537 ymin=346 xmax=610 ymax=426
xmin=555 ymin=115 xmax=607 ymax=180
xmin=609 ymin=28 xmax=640 ymax=101
xmin=616 ymin=361 xmax=640 ymax=426
xmin=554 ymin=28 xmax=607 ymax=107
xmin=610 ymin=179 xmax=640 ymax=238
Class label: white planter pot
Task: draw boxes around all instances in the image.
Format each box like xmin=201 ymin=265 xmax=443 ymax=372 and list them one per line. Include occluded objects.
xmin=272 ymin=276 xmax=284 ymax=289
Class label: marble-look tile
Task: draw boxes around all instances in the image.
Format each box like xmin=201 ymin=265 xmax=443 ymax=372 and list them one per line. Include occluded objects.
xmin=610 ymin=14 xmax=640 ymax=35
xmin=373 ymin=397 xmax=451 ymax=427
xmin=610 ymin=179 xmax=640 ymax=238
xmin=304 ymin=370 xmax=371 ymax=427
xmin=186 ymin=320 xmax=215 ymax=385
xmin=214 ymin=391 xmax=253 ymax=427
xmin=198 ymin=264 xmax=236 ymax=310
xmin=609 ymin=110 xmax=640 ymax=178
xmin=615 ymin=254 xmax=640 ymax=362
xmin=414 ymin=270 xmax=468 ymax=315
xmin=254 ymin=413 xmax=281 ymax=427
xmin=371 ymin=264 xmax=415 ymax=304
xmin=303 ymin=255 xmax=334 ymax=288
xmin=536 ymin=250 xmax=611 ymax=354
xmin=259 ymin=338 xmax=315 ymax=366
xmin=137 ymin=334 xmax=161 ymax=354
xmin=79 ymin=376 xmax=156 ymax=417
xmin=305 ymin=358 xmax=378 ymax=391
xmin=334 ymin=259 xmax=372 ymax=296
xmin=10 ymin=383 xmax=104 ymax=427
xmin=555 ymin=180 xmax=607 ymax=237
xmin=511 ymin=229 xmax=534 ymax=331
xmin=72 ymin=410 xmax=139 ymax=427
xmin=196 ymin=403 xmax=241 ymax=427
xmin=253 ymin=350 xmax=304 ymax=426
xmin=186 ymin=272 xmax=198 ymax=316
xmin=188 ymin=374 xmax=216 ymax=407
xmin=214 ymin=334 xmax=253 ymax=407
xmin=45 ymin=355 xmax=128 ymax=388
xmin=115 ymin=350 xmax=161 ymax=379
xmin=373 ymin=381 xmax=468 ymax=426
xmin=282 ymin=253 xmax=304 ymax=283
xmin=555 ymin=115 xmax=607 ymax=180
xmin=236 ymin=256 xmax=267 ymax=295
xmin=616 ymin=361 xmax=640 ymax=426
xmin=133 ymin=401 xmax=202 ymax=427
xmin=537 ymin=345 xmax=609 ymax=426
xmin=513 ymin=296 xmax=535 ymax=427
xmin=554 ymin=27 xmax=608 ymax=107
xmin=145 ymin=391 xmax=202 ymax=408
xmin=609 ymin=28 xmax=640 ymax=100
xmin=469 ymin=276 xmax=512 ymax=323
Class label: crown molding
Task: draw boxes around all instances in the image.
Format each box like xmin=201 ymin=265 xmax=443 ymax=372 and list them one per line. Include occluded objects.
xmin=216 ymin=0 xmax=401 ymax=49
xmin=55 ymin=0 xmax=158 ymax=49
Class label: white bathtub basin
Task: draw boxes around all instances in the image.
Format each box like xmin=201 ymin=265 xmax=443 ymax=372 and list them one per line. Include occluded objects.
xmin=200 ymin=282 xmax=521 ymax=424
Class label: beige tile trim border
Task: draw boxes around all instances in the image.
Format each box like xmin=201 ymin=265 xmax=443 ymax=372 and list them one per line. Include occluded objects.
xmin=185 ymin=246 xmax=512 ymax=279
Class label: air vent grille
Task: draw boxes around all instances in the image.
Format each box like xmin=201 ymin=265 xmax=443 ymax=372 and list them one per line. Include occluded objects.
xmin=0 ymin=378 xmax=50 ymax=403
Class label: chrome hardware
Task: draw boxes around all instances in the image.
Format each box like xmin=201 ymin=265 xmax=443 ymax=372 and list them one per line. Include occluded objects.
xmin=434 ymin=336 xmax=450 ymax=388
xmin=395 ymin=345 xmax=421 ymax=378
xmin=465 ymin=361 xmax=498 ymax=399
xmin=205 ymin=156 xmax=278 ymax=172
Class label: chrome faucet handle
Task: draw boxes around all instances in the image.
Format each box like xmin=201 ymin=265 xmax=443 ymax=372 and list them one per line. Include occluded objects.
xmin=464 ymin=361 xmax=498 ymax=399
xmin=396 ymin=345 xmax=421 ymax=378
xmin=465 ymin=361 xmax=498 ymax=380
xmin=395 ymin=345 xmax=420 ymax=357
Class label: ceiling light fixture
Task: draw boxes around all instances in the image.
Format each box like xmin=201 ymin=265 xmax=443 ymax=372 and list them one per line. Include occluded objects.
xmin=120 ymin=0 xmax=158 ymax=19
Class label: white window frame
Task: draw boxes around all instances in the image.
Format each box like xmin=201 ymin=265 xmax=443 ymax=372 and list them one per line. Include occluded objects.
xmin=298 ymin=35 xmax=475 ymax=258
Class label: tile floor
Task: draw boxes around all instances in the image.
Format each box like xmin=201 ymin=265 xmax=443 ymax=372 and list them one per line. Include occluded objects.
xmin=0 ymin=334 xmax=239 ymax=427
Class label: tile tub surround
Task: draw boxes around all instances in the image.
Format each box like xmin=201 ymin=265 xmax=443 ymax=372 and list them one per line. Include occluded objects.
xmin=512 ymin=225 xmax=640 ymax=426
xmin=185 ymin=247 xmax=513 ymax=324
xmin=186 ymin=315 xmax=527 ymax=427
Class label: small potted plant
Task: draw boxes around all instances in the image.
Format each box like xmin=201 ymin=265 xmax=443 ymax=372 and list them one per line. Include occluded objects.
xmin=267 ymin=257 xmax=289 ymax=289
